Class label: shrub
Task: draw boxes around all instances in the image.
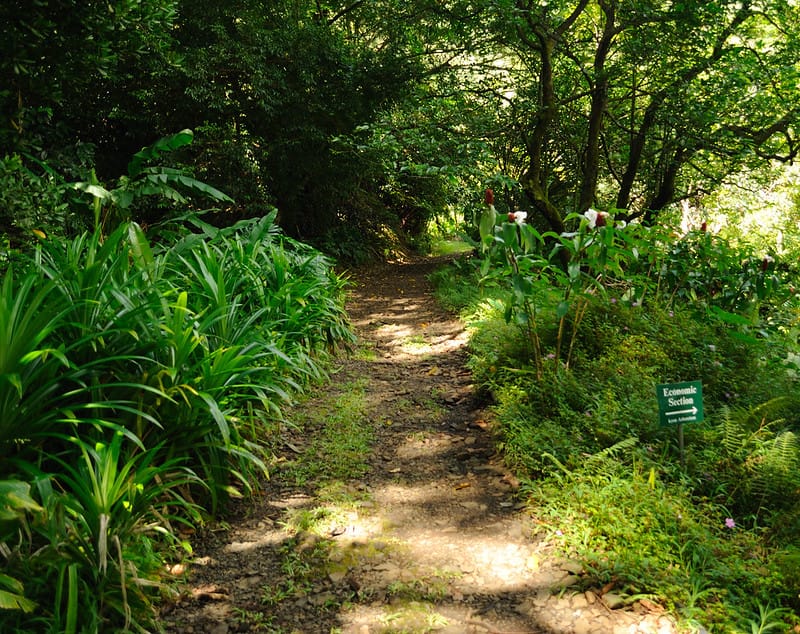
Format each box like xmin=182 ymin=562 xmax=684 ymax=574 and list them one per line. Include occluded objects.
xmin=0 ymin=213 xmax=353 ymax=632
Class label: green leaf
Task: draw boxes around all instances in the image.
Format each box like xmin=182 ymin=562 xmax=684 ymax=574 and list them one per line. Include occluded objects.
xmin=128 ymin=129 xmax=194 ymax=178
xmin=709 ymin=305 xmax=753 ymax=326
xmin=72 ymin=182 xmax=112 ymax=200
xmin=568 ymin=261 xmax=581 ymax=282
xmin=0 ymin=584 xmax=36 ymax=613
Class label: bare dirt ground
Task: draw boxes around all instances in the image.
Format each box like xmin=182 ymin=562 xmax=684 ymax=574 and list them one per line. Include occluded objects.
xmin=160 ymin=256 xmax=680 ymax=634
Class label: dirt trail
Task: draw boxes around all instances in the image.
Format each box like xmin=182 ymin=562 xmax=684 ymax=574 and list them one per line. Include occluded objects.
xmin=161 ymin=257 xmax=679 ymax=634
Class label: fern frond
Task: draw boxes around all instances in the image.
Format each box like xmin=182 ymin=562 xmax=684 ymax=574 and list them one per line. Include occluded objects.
xmin=746 ymin=397 xmax=792 ymax=426
xmin=718 ymin=399 xmax=790 ymax=459
xmin=719 ymin=405 xmax=747 ymax=458
xmin=746 ymin=430 xmax=800 ymax=511
xmin=540 ymin=452 xmax=573 ymax=478
xmin=585 ymin=437 xmax=638 ymax=469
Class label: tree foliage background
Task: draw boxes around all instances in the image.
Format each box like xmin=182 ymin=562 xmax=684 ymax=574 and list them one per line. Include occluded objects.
xmin=1 ymin=0 xmax=798 ymax=253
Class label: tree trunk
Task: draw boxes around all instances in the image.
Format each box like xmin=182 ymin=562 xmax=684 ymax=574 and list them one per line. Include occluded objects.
xmin=579 ymin=0 xmax=616 ymax=213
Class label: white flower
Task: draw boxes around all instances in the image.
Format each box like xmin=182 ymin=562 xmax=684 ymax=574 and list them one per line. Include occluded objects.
xmin=510 ymin=211 xmax=527 ymax=225
xmin=584 ymin=208 xmax=608 ymax=228
xmin=584 ymin=208 xmax=599 ymax=227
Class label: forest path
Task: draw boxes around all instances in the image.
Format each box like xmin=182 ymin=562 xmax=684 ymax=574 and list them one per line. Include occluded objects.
xmin=161 ymin=256 xmax=678 ymax=634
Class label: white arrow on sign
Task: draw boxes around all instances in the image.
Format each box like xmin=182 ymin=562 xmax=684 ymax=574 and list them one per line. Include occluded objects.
xmin=666 ymin=406 xmax=698 ymax=417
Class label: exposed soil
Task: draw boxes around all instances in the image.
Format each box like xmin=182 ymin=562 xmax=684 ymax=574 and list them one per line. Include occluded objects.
xmin=160 ymin=256 xmax=680 ymax=634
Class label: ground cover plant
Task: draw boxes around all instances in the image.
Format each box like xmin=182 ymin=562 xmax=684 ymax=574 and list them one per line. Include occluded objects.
xmin=432 ymin=207 xmax=800 ymax=632
xmin=0 ymin=213 xmax=352 ymax=632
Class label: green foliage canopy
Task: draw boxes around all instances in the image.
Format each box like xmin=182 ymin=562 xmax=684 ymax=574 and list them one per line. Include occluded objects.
xmin=2 ymin=0 xmax=799 ymax=248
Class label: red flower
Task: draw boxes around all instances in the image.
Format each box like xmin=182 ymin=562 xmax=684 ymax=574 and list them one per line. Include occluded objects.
xmin=484 ymin=188 xmax=494 ymax=206
xmin=700 ymin=221 xmax=707 ymax=232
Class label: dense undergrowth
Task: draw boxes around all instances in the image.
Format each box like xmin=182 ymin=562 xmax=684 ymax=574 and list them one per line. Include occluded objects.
xmin=0 ymin=213 xmax=352 ymax=632
xmin=432 ymin=212 xmax=800 ymax=633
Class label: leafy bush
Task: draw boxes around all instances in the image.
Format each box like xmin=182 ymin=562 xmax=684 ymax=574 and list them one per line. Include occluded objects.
xmin=0 ymin=213 xmax=353 ymax=632
xmin=529 ymin=445 xmax=798 ymax=632
xmin=432 ymin=211 xmax=800 ymax=631
xmin=0 ymin=154 xmax=80 ymax=250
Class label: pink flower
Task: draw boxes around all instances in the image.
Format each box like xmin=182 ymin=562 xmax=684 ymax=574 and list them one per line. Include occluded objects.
xmin=724 ymin=517 xmax=736 ymax=529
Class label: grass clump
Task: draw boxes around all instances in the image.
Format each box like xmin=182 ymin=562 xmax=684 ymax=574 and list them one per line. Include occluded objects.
xmin=282 ymin=378 xmax=374 ymax=488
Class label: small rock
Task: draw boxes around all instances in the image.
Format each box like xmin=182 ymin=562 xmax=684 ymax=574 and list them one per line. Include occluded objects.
xmin=309 ymin=591 xmax=337 ymax=606
xmin=571 ymin=592 xmax=588 ymax=609
xmin=329 ymin=570 xmax=348 ymax=583
xmin=209 ymin=623 xmax=229 ymax=634
xmin=603 ymin=591 xmax=625 ymax=609
xmin=561 ymin=560 xmax=584 ymax=575
xmin=553 ymin=573 xmax=581 ymax=589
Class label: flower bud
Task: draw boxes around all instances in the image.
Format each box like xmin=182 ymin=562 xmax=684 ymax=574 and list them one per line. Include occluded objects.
xmin=484 ymin=188 xmax=494 ymax=206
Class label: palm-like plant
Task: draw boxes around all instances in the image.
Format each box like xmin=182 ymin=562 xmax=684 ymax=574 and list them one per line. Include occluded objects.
xmin=0 ymin=269 xmax=71 ymax=458
xmin=25 ymin=433 xmax=201 ymax=633
xmin=1 ymin=211 xmax=355 ymax=632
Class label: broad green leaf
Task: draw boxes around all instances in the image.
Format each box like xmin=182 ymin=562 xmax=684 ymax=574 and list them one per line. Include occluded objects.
xmin=72 ymin=182 xmax=112 ymax=199
xmin=0 ymin=586 xmax=36 ymax=613
xmin=128 ymin=129 xmax=194 ymax=177
xmin=0 ymin=479 xmax=43 ymax=520
xmin=709 ymin=305 xmax=753 ymax=326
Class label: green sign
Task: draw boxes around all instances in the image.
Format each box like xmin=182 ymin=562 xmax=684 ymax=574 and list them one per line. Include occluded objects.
xmin=656 ymin=381 xmax=704 ymax=426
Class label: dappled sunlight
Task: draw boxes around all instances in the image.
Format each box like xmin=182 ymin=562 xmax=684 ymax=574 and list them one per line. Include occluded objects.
xmin=223 ymin=531 xmax=285 ymax=554
xmin=392 ymin=430 xmax=461 ymax=461
xmin=359 ymin=317 xmax=468 ymax=359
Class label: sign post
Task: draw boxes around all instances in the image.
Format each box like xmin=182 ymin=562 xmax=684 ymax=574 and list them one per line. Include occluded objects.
xmin=656 ymin=380 xmax=704 ymax=467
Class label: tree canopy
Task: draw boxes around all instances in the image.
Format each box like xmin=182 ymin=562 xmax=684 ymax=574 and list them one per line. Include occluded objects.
xmin=1 ymin=0 xmax=798 ymax=247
